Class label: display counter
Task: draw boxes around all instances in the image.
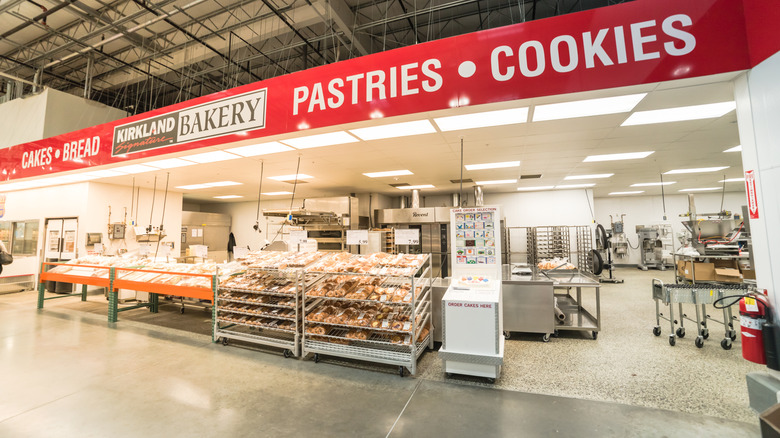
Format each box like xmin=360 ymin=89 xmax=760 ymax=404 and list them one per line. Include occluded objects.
xmin=501 ymin=265 xmax=555 ymax=341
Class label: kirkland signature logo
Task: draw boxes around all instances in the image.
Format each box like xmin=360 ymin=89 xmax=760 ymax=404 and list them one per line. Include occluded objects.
xmin=112 ymin=88 xmax=266 ymax=156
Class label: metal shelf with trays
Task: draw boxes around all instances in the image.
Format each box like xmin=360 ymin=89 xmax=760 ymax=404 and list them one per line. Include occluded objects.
xmin=301 ymin=255 xmax=434 ymax=376
xmin=214 ymin=268 xmax=320 ymax=358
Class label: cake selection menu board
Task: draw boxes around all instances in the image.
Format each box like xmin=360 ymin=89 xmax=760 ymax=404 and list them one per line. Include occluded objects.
xmin=450 ymin=206 xmax=502 ymax=279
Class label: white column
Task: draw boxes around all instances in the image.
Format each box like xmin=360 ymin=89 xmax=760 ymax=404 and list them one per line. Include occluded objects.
xmin=734 ymin=51 xmax=780 ymax=316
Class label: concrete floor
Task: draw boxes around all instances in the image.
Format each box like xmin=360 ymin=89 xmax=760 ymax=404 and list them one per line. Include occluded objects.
xmin=0 ymin=268 xmax=763 ymax=437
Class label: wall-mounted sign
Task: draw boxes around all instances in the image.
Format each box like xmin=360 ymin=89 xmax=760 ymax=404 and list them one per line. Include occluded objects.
xmin=289 ymin=230 xmax=308 ymax=247
xmin=395 ymin=229 xmax=420 ymax=245
xmin=347 ymin=230 xmax=369 ymax=245
xmin=1 ymin=0 xmax=776 ymax=182
xmin=745 ymin=170 xmax=759 ymax=220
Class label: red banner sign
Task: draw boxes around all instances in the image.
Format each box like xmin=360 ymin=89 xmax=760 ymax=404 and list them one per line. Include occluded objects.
xmin=746 ymin=170 xmax=759 ymax=219
xmin=1 ymin=0 xmax=776 ymax=182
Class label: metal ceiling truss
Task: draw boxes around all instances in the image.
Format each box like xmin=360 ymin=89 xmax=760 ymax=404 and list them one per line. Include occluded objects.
xmin=0 ymin=0 xmax=630 ymax=113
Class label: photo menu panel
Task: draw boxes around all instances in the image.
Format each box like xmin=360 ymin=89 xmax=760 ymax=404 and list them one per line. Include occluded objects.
xmin=452 ymin=207 xmax=499 ymax=266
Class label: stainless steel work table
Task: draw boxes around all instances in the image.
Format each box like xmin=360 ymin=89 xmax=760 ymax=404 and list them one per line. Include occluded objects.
xmin=502 ymin=266 xmax=555 ymax=341
xmin=543 ymin=270 xmax=601 ymax=339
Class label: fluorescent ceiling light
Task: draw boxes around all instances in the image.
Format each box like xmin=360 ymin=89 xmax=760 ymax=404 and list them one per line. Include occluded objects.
xmin=533 ymin=93 xmax=647 ymax=122
xmin=205 ymin=181 xmax=241 ymax=187
xmin=564 ymin=173 xmax=613 ymax=180
xmin=281 ymin=131 xmax=359 ymax=149
xmin=60 ymin=174 xmax=100 ymax=182
xmin=214 ymin=195 xmax=243 ymax=199
xmin=433 ymin=108 xmax=529 ymax=131
xmin=146 ymin=158 xmax=197 ymax=169
xmin=475 ymin=179 xmax=517 ymax=185
xmin=226 ymin=142 xmax=293 ymax=157
xmin=363 ymin=170 xmax=413 ymax=178
xmin=724 ymin=145 xmax=742 ymax=153
xmin=555 ymin=183 xmax=595 ymax=189
xmin=262 ymin=191 xmax=293 ymax=196
xmin=184 ymin=150 xmax=241 ymax=163
xmin=396 ymin=185 xmax=435 ymax=190
xmin=517 ymin=186 xmax=554 ymax=191
xmin=176 ymin=184 xmax=211 ymax=190
xmin=349 ymin=120 xmax=436 ymax=140
xmin=719 ymin=178 xmax=746 ymax=182
xmin=84 ymin=169 xmax=126 ymax=178
xmin=269 ymin=174 xmax=314 ymax=181
xmin=176 ymin=181 xmax=241 ymax=190
xmin=664 ymin=166 xmax=729 ymax=174
xmin=631 ymin=181 xmax=676 ymax=187
xmin=622 ymin=101 xmax=737 ymax=126
xmin=609 ymin=191 xmax=644 ymax=195
xmin=583 ymin=151 xmax=654 ymax=162
xmin=679 ymin=187 xmax=722 ymax=192
xmin=111 ymin=164 xmax=158 ymax=174
xmin=465 ymin=161 xmax=520 ymax=170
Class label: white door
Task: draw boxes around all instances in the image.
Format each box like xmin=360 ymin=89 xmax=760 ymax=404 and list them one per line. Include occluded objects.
xmin=44 ymin=219 xmax=63 ymax=259
xmin=61 ymin=219 xmax=78 ymax=260
xmin=44 ymin=218 xmax=79 ymax=260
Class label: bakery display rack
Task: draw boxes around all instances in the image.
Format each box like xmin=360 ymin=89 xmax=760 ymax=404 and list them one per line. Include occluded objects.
xmin=301 ymin=254 xmax=433 ymax=376
xmin=214 ymin=268 xmax=319 ymax=357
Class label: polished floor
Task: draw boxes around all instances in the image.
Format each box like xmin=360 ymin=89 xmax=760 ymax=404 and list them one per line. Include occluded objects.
xmin=0 ymin=269 xmax=762 ymax=437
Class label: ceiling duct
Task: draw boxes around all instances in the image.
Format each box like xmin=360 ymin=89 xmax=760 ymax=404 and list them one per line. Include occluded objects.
xmin=411 ymin=190 xmax=421 ymax=208
xmin=474 ymin=185 xmax=484 ymax=207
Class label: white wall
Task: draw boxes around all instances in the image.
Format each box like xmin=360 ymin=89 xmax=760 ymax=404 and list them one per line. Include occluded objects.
xmin=594 ymin=192 xmax=748 ymax=265
xmin=486 ymin=190 xmax=595 ymax=227
xmin=42 ymin=89 xmax=127 ymax=139
xmin=736 ymin=50 xmax=780 ymax=309
xmin=0 ymin=182 xmax=182 ymax=280
xmin=0 ymin=91 xmax=48 ymax=148
xmin=0 ymin=88 xmax=127 ymax=149
xmin=199 ymin=199 xmax=304 ymax=251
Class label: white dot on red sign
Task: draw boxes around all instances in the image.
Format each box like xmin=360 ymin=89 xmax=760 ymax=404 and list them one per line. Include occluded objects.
xmin=458 ymin=61 xmax=476 ymax=78
xmin=55 ymin=150 xmax=60 ymax=159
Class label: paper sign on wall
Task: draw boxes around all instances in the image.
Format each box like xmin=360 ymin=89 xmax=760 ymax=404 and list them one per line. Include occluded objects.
xmin=289 ymin=230 xmax=307 ymax=246
xmin=233 ymin=246 xmax=249 ymax=259
xmin=189 ymin=245 xmax=208 ymax=258
xmin=191 ymin=228 xmax=198 ymax=238
xmin=347 ymin=230 xmax=369 ymax=245
xmin=395 ymin=229 xmax=420 ymax=245
xmin=138 ymin=244 xmax=151 ymax=256
xmin=94 ymin=243 xmax=103 ymax=253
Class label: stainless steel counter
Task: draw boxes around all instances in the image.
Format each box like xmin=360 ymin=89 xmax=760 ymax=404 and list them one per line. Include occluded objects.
xmin=502 ymin=265 xmax=555 ymax=340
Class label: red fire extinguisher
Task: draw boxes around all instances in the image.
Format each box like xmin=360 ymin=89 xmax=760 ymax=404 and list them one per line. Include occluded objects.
xmin=740 ymin=295 xmax=770 ymax=364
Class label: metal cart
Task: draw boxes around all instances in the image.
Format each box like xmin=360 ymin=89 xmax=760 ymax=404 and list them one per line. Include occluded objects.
xmin=652 ymin=279 xmax=742 ymax=349
xmin=543 ymin=269 xmax=601 ymax=340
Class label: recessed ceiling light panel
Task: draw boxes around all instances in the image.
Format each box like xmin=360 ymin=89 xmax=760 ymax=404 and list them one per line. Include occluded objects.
xmin=214 ymin=195 xmax=243 ymax=199
xmin=262 ymin=191 xmax=294 ymax=196
xmin=281 ymin=131 xmax=359 ymax=149
xmin=679 ymin=187 xmax=722 ymax=192
xmin=631 ymin=181 xmax=676 ymax=187
xmin=555 ymin=183 xmax=596 ymax=189
xmin=396 ymin=184 xmax=435 ymax=190
xmin=622 ymin=101 xmax=737 ymax=126
xmin=564 ymin=173 xmax=613 ymax=180
xmin=583 ymin=151 xmax=654 ymax=162
xmin=464 ymin=161 xmax=520 ymax=170
xmin=433 ymin=108 xmax=529 ymax=131
xmin=664 ymin=166 xmax=728 ymax=174
xmin=185 ymin=150 xmax=241 ymax=163
xmin=363 ymin=170 xmax=413 ymax=178
xmin=350 ymin=120 xmax=436 ymax=140
xmin=609 ymin=191 xmax=644 ymax=195
xmin=226 ymin=142 xmax=293 ymax=157
xmin=723 ymin=145 xmax=742 ymax=153
xmin=533 ymin=93 xmax=647 ymax=122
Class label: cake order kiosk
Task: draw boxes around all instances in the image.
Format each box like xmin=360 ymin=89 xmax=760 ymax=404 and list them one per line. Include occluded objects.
xmin=439 ymin=206 xmax=504 ymax=382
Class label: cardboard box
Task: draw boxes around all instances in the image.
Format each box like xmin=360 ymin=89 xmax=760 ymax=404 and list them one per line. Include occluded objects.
xmin=742 ymin=268 xmax=757 ymax=280
xmin=714 ymin=259 xmax=739 ymax=270
xmin=714 ymin=267 xmax=743 ymax=283
xmin=680 ymin=262 xmax=716 ymax=281
xmin=760 ymin=403 xmax=780 ymax=438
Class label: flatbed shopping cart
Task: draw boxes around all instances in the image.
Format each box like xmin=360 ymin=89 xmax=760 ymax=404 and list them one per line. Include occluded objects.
xmin=652 ymin=279 xmax=743 ymax=349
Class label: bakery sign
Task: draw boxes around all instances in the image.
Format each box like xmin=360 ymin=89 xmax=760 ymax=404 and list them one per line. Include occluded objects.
xmin=112 ymin=88 xmax=267 ymax=156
